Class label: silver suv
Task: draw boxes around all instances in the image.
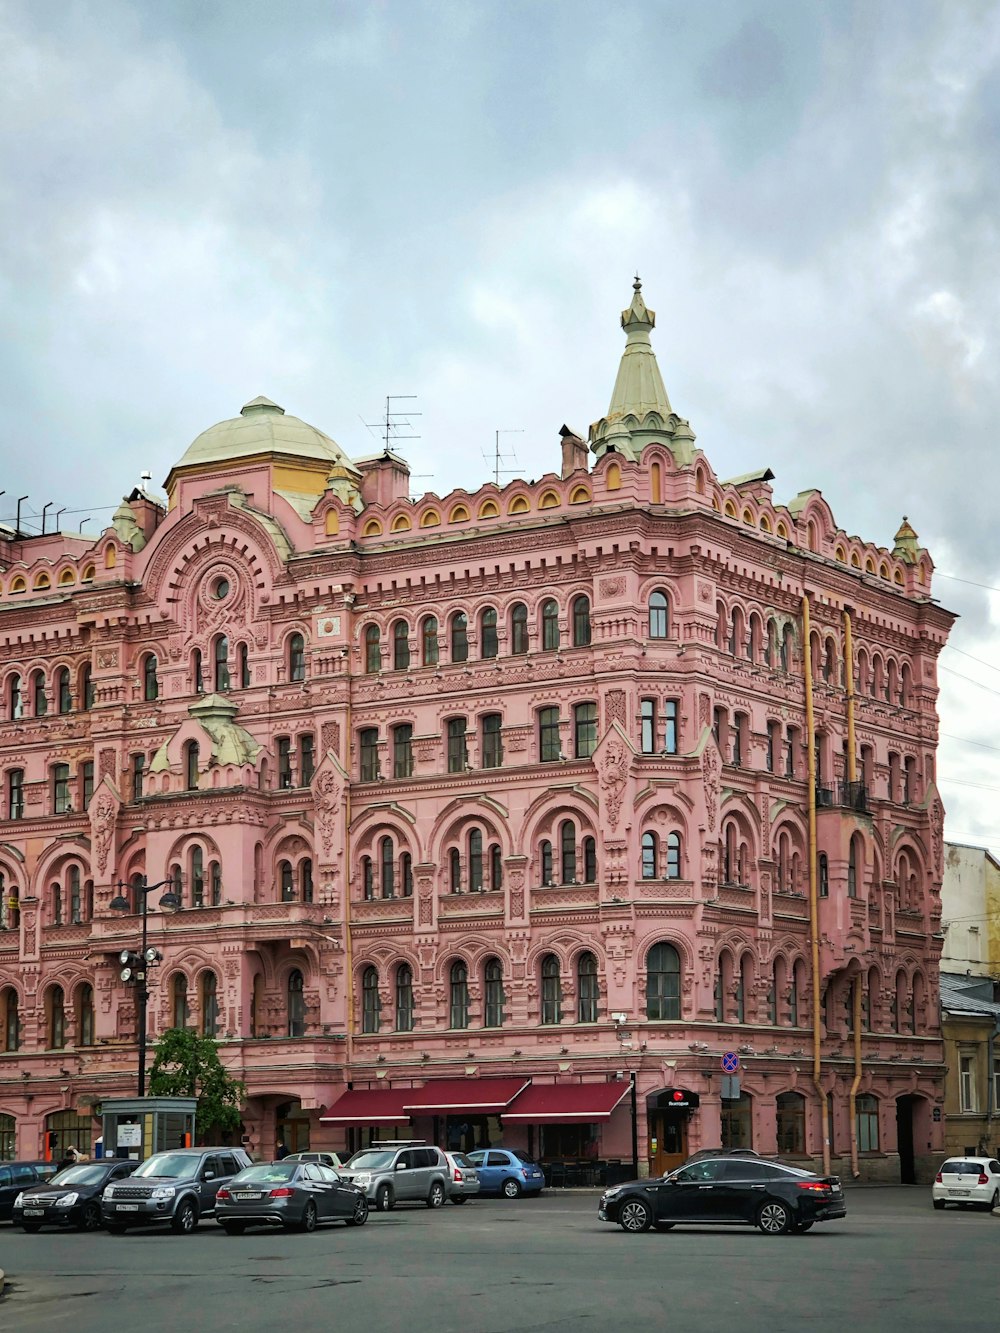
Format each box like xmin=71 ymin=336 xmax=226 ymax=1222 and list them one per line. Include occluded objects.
xmin=339 ymin=1141 xmax=449 ymax=1212
xmin=102 ymin=1147 xmax=252 ymax=1234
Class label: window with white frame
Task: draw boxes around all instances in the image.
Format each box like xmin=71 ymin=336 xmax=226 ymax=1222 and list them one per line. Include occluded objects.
xmin=959 ymin=1053 xmax=977 ymax=1113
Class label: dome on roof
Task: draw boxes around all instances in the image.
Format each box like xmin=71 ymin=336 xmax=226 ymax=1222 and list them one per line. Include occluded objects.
xmin=174 ymin=396 xmax=358 ymax=474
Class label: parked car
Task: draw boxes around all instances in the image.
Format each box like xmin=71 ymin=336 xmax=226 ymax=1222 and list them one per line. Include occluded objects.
xmin=0 ymin=1163 xmax=60 ymax=1222
xmin=599 ymin=1155 xmax=846 ymax=1235
xmin=932 ymin=1157 xmax=1000 ymax=1211
xmin=443 ymin=1151 xmax=481 ymax=1204
xmin=282 ymin=1150 xmax=345 ymax=1170
xmin=13 ymin=1160 xmax=136 ymax=1232
xmin=339 ymin=1142 xmax=450 ymax=1211
xmin=216 ymin=1159 xmax=368 ymax=1233
xmin=102 ymin=1147 xmax=252 ymax=1234
xmin=465 ymin=1149 xmax=545 ymax=1198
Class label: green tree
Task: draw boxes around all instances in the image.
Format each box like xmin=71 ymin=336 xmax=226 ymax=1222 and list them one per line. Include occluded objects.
xmin=148 ymin=1027 xmax=245 ymax=1140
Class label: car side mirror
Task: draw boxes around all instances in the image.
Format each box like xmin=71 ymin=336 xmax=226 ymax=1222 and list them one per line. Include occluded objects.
xmin=203 ymin=1170 xmax=215 ymax=1181
xmin=396 ymin=1162 xmax=407 ymax=1171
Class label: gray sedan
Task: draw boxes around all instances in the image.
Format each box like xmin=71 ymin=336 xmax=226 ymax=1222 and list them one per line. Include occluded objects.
xmin=215 ymin=1161 xmax=369 ymax=1234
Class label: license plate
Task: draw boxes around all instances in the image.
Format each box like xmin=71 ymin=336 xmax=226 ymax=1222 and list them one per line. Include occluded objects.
xmin=948 ymin=1189 xmax=970 ymax=1196
xmin=23 ymin=1208 xmax=45 ymax=1217
xmin=235 ymin=1192 xmax=262 ymax=1200
xmin=117 ymin=1204 xmax=140 ymax=1211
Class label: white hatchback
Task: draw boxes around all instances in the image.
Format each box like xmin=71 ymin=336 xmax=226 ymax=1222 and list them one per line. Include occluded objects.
xmin=932 ymin=1157 xmax=1000 ymax=1211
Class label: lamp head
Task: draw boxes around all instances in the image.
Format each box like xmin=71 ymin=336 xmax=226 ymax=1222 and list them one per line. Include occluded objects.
xmin=158 ymin=891 xmax=182 ymax=913
xmin=109 ymin=894 xmax=130 ymax=913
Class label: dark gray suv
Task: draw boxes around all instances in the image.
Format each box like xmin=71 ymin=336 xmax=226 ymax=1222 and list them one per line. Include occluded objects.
xmin=102 ymin=1147 xmax=252 ymax=1234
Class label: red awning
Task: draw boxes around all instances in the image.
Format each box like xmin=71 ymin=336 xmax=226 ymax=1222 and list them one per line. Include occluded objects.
xmin=501 ymin=1081 xmax=631 ymax=1123
xmin=402 ymin=1078 xmax=530 ymax=1116
xmin=320 ymin=1088 xmax=413 ymax=1125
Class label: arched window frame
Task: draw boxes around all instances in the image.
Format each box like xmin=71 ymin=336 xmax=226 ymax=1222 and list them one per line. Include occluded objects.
xmin=361 ymin=966 xmax=381 ymax=1034
xmin=540 ymin=954 xmax=562 ymax=1024
xmin=646 ymin=942 xmax=681 ymax=1021
xmin=572 ymin=595 xmax=591 ymax=647
xmin=648 ymin=589 xmax=669 ymax=639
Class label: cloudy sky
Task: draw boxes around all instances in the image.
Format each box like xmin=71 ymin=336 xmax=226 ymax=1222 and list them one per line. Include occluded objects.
xmin=1 ymin=0 xmax=998 ymax=850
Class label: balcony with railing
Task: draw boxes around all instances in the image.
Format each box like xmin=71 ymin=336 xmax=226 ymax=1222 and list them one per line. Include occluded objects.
xmin=815 ymin=781 xmax=869 ymax=814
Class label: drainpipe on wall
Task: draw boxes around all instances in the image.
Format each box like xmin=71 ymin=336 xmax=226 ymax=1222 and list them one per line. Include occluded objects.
xmin=803 ymin=592 xmax=832 ymax=1176
xmin=342 ymin=628 xmax=355 ymax=1074
xmin=848 ymin=977 xmax=862 ymax=1178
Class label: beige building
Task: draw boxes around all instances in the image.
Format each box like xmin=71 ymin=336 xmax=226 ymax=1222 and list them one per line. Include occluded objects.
xmin=939 ymin=973 xmax=1000 ymax=1159
xmin=941 ymin=843 xmax=1000 ymax=976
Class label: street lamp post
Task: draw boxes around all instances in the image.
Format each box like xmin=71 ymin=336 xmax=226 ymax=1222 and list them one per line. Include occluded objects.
xmin=110 ymin=877 xmax=182 ymax=1096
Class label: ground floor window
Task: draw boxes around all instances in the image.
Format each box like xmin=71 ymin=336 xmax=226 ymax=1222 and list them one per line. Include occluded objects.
xmin=856 ymin=1093 xmax=879 ymax=1152
xmin=775 ymin=1092 xmax=806 ymax=1155
xmin=540 ymin=1123 xmax=599 ymax=1159
xmin=46 ymin=1110 xmax=92 ymax=1161
xmin=720 ymin=1092 xmax=753 ymax=1150
xmin=0 ymin=1112 xmax=14 ymax=1160
xmin=445 ymin=1115 xmax=501 ymax=1154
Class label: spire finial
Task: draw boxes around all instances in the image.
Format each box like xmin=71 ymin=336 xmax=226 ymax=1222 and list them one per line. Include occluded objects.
xmin=633 ymin=272 xmax=642 ymax=292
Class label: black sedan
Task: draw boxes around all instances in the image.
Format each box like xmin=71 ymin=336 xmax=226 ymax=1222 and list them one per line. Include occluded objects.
xmin=599 ymin=1155 xmax=846 ymax=1235
xmin=215 ymin=1160 xmax=369 ymax=1234
xmin=13 ymin=1160 xmax=137 ymax=1232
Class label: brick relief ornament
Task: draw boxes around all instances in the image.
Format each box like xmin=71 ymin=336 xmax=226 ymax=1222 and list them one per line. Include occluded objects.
xmin=598 ymin=739 xmax=629 ymax=832
xmin=600 ymin=576 xmax=625 ymax=598
xmin=702 ymin=743 xmax=720 ymax=832
xmin=321 ymin=720 xmax=341 ymax=758
xmin=90 ymin=784 xmax=120 ymax=878
xmin=98 ymin=748 xmax=116 ymax=781
xmin=312 ymin=768 xmax=341 ymax=857
xmin=605 ymin=689 xmax=627 ymax=727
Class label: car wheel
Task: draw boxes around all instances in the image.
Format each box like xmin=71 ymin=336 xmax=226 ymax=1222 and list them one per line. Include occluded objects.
xmin=21 ymin=1224 xmax=41 ymax=1234
xmin=222 ymin=1222 xmax=246 ymax=1236
xmin=107 ymin=1225 xmax=127 ymax=1235
xmin=757 ymin=1200 xmax=792 ymax=1235
xmin=170 ymin=1199 xmax=198 ymax=1234
xmin=932 ymin=1199 xmax=946 ymax=1211
xmin=346 ymin=1195 xmax=369 ymax=1228
xmin=80 ymin=1202 xmax=102 ymax=1232
xmin=618 ymin=1198 xmax=652 ymax=1233
xmin=375 ymin=1183 xmax=394 ymax=1212
xmin=426 ymin=1181 xmax=446 ymax=1209
xmin=502 ymin=1178 xmax=522 ymax=1199
xmin=300 ymin=1201 xmax=318 ymax=1233
xmin=450 ymin=1195 xmax=467 ymax=1204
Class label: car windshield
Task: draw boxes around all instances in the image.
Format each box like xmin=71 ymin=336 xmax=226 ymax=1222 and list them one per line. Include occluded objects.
xmin=941 ymin=1160 xmax=984 ymax=1175
xmin=346 ymin=1150 xmax=396 ymax=1170
xmin=234 ymin=1163 xmax=297 ymax=1184
xmin=133 ymin=1154 xmax=198 ymax=1179
xmin=49 ymin=1164 xmax=110 ymax=1187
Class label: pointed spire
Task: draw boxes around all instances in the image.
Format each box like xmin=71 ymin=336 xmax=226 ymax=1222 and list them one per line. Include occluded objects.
xmin=892 ymin=516 xmax=920 ymax=563
xmin=589 ymin=278 xmax=694 ymax=464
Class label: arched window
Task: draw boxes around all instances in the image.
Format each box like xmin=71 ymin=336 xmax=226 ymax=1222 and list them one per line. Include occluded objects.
xmin=279 ymin=859 xmax=294 ymax=902
xmin=239 ymin=642 xmax=251 ymax=688
xmin=772 ymin=956 xmax=787 ymax=1025
xmin=450 ymin=612 xmax=469 ymax=663
xmin=489 ymin=844 xmax=503 ymax=891
xmin=184 ymin=740 xmax=199 ymax=791
xmin=480 ymin=607 xmax=498 ymax=659
xmin=200 ymin=972 xmax=219 ymax=1037
xmin=421 ymin=616 xmax=439 ymax=666
xmin=648 ymin=590 xmax=669 ymax=639
xmin=214 ymin=635 xmax=230 ymax=692
xmin=665 ymin=832 xmax=681 ymax=879
xmin=190 ymin=847 xmax=205 ymax=907
xmin=572 ymin=596 xmax=591 ymax=647
xmin=641 ymin=831 xmax=658 ymax=879
xmin=68 ymin=864 xmax=82 ymax=923
xmin=287 ymin=969 xmax=306 ymax=1037
xmin=2 ymin=987 xmax=20 ymax=1051
xmin=776 ymin=1092 xmax=806 ymax=1155
xmin=560 ymin=820 xmax=576 ymax=883
xmin=70 ymin=980 xmax=91 ymax=1043
xmin=380 ymin=836 xmax=395 ymax=898
xmin=362 ymin=966 xmax=381 ymax=1033
xmin=577 ymin=952 xmax=599 ymax=1022
xmin=484 ymin=958 xmax=504 ymax=1027
xmin=81 ymin=664 xmax=94 ymax=710
xmin=395 ymin=964 xmax=414 ymax=1031
xmin=172 ymin=974 xmax=189 ymax=1028
xmin=364 ymin=624 xmax=381 ymax=673
xmin=468 ymin=829 xmax=483 ymax=891
xmin=9 ymin=673 xmax=23 ymax=720
xmin=192 ymin=647 xmax=204 ymax=694
xmin=646 ymin=942 xmax=681 ymax=1020
xmin=362 ymin=856 xmax=374 ymax=900
xmin=737 ymin=954 xmax=753 ymax=1023
xmin=541 ymin=599 xmax=560 ymax=650
xmin=401 ymin=852 xmax=413 ymax=897
xmin=583 ymin=836 xmax=597 ymax=883
xmin=288 ymin=633 xmax=305 ymax=682
xmin=210 ymin=860 xmax=222 ymax=906
xmin=46 ymin=984 xmax=65 ymax=1048
xmin=540 ymin=839 xmax=553 ymax=886
xmin=790 ymin=960 xmax=805 ymax=1027
xmin=510 ymin=603 xmax=529 ymax=655
xmin=57 ymin=667 xmax=72 ymax=714
xmin=143 ymin=654 xmax=159 ymax=701
xmin=449 ymin=961 xmax=469 ymax=1028
xmin=848 ymin=835 xmax=862 ymax=898
xmin=392 ymin=620 xmax=410 ymax=671
xmin=449 ymin=847 xmax=462 ymax=892
xmin=299 ymin=858 xmax=312 ymax=904
xmin=32 ymin=670 xmax=48 ymax=717
xmin=540 ymin=955 xmax=562 ymax=1024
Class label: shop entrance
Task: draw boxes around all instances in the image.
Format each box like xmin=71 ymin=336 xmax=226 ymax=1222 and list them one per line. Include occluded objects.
xmin=647 ymin=1089 xmax=699 ymax=1176
xmin=276 ymin=1100 xmax=311 ymax=1154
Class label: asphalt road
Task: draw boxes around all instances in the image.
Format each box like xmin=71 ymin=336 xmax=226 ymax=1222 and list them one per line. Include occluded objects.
xmin=0 ymin=1187 xmax=996 ymax=1333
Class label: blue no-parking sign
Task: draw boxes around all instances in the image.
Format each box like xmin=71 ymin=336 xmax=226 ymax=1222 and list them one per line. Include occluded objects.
xmin=721 ymin=1051 xmax=739 ymax=1074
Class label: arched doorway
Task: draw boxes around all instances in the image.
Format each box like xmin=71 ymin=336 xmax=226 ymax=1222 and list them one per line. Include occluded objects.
xmin=646 ymin=1089 xmax=699 ymax=1176
xmin=895 ymin=1094 xmax=928 ymax=1184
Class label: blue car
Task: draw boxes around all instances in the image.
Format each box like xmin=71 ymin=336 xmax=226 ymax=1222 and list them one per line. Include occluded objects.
xmin=466 ymin=1149 xmax=545 ymax=1198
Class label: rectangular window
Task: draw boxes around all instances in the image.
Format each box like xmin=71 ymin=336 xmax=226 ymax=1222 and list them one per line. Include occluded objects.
xmin=855 ymin=1095 xmax=879 ymax=1152
xmin=277 ymin=736 xmax=293 ymax=789
xmin=7 ymin=769 xmax=24 ymax=820
xmin=359 ymin=728 xmax=380 ymax=781
xmin=573 ymin=702 xmax=597 ymax=758
xmin=393 ymin=724 xmax=414 ymax=778
xmin=538 ymin=707 xmax=561 ymax=762
xmin=732 ymin=714 xmax=745 ymax=766
xmin=785 ymin=726 xmax=798 ymax=778
xmin=131 ymin=753 xmax=146 ymax=802
xmin=640 ymin=698 xmax=656 ymax=754
xmin=663 ymin=699 xmax=678 ymax=755
xmin=766 ymin=721 xmax=779 ymax=773
xmin=481 ymin=714 xmax=503 ymax=769
xmin=52 ymin=764 xmax=71 ymax=814
xmin=960 ymin=1054 xmax=977 ymax=1113
xmin=81 ymin=761 xmax=94 ymax=811
xmin=447 ymin=718 xmax=468 ymax=773
xmin=299 ymin=734 xmax=315 ymax=786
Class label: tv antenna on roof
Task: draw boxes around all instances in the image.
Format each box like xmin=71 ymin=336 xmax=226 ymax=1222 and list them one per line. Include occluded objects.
xmin=364 ymin=395 xmax=421 ymax=457
xmin=484 ymin=429 xmax=524 ymax=487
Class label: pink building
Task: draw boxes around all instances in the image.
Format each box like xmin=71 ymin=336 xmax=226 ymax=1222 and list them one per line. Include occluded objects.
xmin=0 ymin=281 xmax=953 ymax=1182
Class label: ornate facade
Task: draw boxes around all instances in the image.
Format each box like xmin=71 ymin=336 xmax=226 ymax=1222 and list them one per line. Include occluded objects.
xmin=0 ymin=282 xmax=952 ymax=1181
